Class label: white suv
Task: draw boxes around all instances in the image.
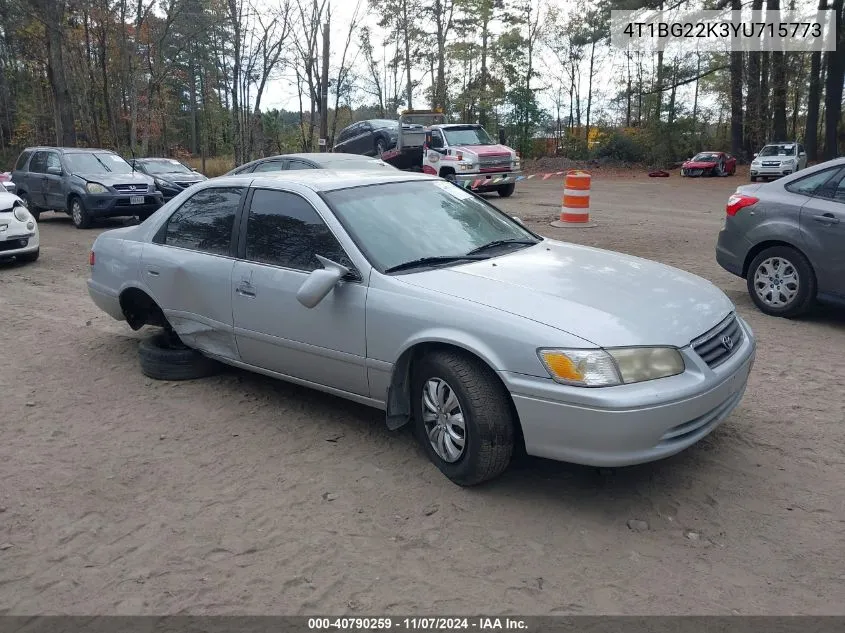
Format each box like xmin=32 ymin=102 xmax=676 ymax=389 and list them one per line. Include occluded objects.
xmin=750 ymin=142 xmax=807 ymax=181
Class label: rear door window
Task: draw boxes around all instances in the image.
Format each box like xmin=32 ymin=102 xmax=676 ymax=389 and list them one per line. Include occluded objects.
xmin=252 ymin=160 xmax=284 ymax=173
xmin=29 ymin=151 xmax=47 ymax=173
xmin=154 ymin=186 xmax=244 ymax=256
xmin=785 ymin=168 xmax=841 ymax=196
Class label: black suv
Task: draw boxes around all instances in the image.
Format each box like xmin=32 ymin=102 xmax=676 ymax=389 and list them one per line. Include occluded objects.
xmin=129 ymin=157 xmax=207 ymax=202
xmin=11 ymin=147 xmax=163 ymax=228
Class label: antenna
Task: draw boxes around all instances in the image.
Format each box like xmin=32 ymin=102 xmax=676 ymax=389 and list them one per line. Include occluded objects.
xmin=130 ymin=146 xmax=136 ymax=173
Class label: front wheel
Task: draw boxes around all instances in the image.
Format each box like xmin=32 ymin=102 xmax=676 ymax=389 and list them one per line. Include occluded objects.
xmin=747 ymin=246 xmax=816 ymax=318
xmin=412 ymin=350 xmax=515 ymax=486
xmin=375 ymin=138 xmax=387 ymax=157
xmin=497 ymin=183 xmax=515 ymax=197
xmin=70 ymin=197 xmax=92 ymax=229
xmin=750 ymin=176 xmax=757 ymax=182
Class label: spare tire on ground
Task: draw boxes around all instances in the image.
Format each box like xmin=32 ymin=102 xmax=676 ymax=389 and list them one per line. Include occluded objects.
xmin=138 ymin=332 xmax=220 ymax=381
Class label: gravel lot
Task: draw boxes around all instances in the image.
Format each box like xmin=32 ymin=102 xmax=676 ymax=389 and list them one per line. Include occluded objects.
xmin=1 ymin=170 xmax=844 ymax=615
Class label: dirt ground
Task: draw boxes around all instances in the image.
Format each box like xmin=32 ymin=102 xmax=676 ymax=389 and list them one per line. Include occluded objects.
xmin=1 ymin=169 xmax=844 ymax=616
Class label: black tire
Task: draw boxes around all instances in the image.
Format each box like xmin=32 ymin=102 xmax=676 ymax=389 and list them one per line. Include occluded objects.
xmin=70 ymin=196 xmax=92 ymax=229
xmin=746 ymin=245 xmax=816 ymax=318
xmin=411 ymin=349 xmax=515 ymax=486
xmin=375 ymin=137 xmax=387 ymax=157
xmin=138 ymin=332 xmax=220 ymax=381
xmin=17 ymin=248 xmax=39 ymax=263
xmin=441 ymin=171 xmax=456 ymax=182
xmin=17 ymin=192 xmax=41 ymax=220
xmin=497 ymin=183 xmax=515 ymax=197
xmin=750 ymin=176 xmax=757 ymax=182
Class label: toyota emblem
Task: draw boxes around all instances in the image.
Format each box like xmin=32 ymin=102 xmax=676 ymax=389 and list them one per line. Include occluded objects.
xmin=721 ymin=335 xmax=734 ymax=351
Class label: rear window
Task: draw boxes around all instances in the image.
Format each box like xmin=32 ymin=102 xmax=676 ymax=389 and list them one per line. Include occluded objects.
xmin=15 ymin=150 xmax=32 ymax=171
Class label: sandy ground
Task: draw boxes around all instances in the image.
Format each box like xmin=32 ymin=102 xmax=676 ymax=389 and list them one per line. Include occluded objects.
xmin=1 ymin=169 xmax=844 ymax=615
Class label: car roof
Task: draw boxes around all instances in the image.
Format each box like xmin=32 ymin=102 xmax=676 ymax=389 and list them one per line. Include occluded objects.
xmin=230 ymin=153 xmax=389 ymax=174
xmin=22 ymin=147 xmax=117 ymax=154
xmin=212 ymin=168 xmax=439 ymax=193
xmin=434 ymin=123 xmax=481 ymax=129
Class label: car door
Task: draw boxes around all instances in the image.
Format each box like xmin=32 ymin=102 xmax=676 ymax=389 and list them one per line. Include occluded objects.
xmin=44 ymin=151 xmax=65 ymax=209
xmin=140 ymin=185 xmax=246 ymax=360
xmin=26 ymin=151 xmax=48 ymax=207
xmin=799 ymin=168 xmax=845 ymax=295
xmin=231 ymin=186 xmax=369 ymax=396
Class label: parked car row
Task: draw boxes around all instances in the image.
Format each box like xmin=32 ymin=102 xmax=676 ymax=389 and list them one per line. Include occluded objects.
xmin=5 ymin=146 xmax=206 ymax=228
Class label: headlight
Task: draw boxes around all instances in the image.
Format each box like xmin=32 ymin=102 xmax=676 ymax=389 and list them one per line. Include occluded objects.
xmin=538 ymin=347 xmax=685 ymax=387
xmin=86 ymin=182 xmax=107 ymax=194
xmin=154 ymin=178 xmax=176 ymax=189
xmin=512 ymin=159 xmax=521 ymax=170
xmin=457 ymin=161 xmax=474 ymax=171
xmin=13 ymin=206 xmax=31 ymax=222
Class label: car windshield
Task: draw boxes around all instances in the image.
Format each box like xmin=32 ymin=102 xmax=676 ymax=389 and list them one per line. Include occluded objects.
xmin=140 ymin=159 xmax=193 ymax=174
xmin=692 ymin=153 xmax=720 ymax=162
xmin=759 ymin=144 xmax=795 ymax=157
xmin=442 ymin=126 xmax=494 ymax=146
xmin=65 ymin=152 xmax=133 ymax=174
xmin=322 ymin=180 xmax=540 ymax=272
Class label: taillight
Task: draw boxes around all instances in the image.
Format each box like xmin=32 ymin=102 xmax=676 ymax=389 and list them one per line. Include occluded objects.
xmin=726 ymin=193 xmax=759 ymax=216
xmin=89 ymin=250 xmax=95 ymax=266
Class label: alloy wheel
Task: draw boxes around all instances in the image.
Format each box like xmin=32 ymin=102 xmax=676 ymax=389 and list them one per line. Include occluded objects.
xmin=753 ymin=256 xmax=799 ymax=307
xmin=421 ymin=377 xmax=466 ymax=463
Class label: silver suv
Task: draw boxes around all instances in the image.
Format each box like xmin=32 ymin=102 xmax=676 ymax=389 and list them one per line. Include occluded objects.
xmin=716 ymin=157 xmax=845 ymax=317
xmin=749 ymin=142 xmax=807 ymax=182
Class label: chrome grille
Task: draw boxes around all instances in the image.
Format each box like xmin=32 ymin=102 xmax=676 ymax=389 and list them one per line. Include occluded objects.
xmin=692 ymin=314 xmax=743 ymax=369
xmin=114 ymin=184 xmax=149 ymax=192
xmin=478 ymin=155 xmax=512 ymax=170
xmin=761 ymin=161 xmax=780 ymax=167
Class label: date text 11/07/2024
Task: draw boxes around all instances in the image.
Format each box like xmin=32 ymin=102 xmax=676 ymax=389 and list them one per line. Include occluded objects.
xmin=307 ymin=617 xmax=528 ymax=631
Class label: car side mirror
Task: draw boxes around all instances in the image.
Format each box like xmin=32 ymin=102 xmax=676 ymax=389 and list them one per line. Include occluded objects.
xmin=47 ymin=166 xmax=62 ymax=175
xmin=753 ymin=153 xmax=758 ymax=157
xmin=799 ymin=152 xmax=806 ymax=157
xmin=296 ymin=255 xmax=351 ymax=308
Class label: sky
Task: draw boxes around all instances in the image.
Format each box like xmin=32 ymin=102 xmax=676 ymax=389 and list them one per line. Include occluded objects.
xmin=255 ymin=0 xmax=794 ymax=124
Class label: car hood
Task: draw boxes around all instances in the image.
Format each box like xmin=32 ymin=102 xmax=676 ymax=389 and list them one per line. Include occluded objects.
xmin=73 ymin=172 xmax=154 ymax=186
xmin=155 ymin=171 xmax=206 ymax=182
xmin=454 ymin=144 xmax=513 ymax=157
xmin=683 ymin=160 xmax=718 ymax=169
xmin=396 ymin=240 xmax=734 ymax=348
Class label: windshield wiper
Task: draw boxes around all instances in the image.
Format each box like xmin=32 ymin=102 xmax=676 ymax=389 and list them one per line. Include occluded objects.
xmin=465 ymin=238 xmax=539 ymax=256
xmin=92 ymin=154 xmax=112 ymax=172
xmin=384 ymin=255 xmax=489 ymax=274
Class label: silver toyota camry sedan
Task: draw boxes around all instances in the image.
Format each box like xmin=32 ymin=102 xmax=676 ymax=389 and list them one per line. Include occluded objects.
xmin=87 ymin=170 xmax=756 ymax=486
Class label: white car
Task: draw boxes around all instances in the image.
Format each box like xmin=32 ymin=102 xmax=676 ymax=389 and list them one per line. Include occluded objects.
xmin=0 ymin=191 xmax=40 ymax=263
xmin=750 ymin=142 xmax=807 ymax=181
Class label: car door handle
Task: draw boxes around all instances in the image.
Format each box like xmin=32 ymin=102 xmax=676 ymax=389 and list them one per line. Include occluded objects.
xmin=236 ymin=283 xmax=256 ymax=297
xmin=146 ymin=269 xmax=160 ymax=276
xmin=812 ymin=214 xmax=840 ymax=224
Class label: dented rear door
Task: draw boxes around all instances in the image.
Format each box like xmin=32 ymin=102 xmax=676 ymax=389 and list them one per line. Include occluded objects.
xmin=139 ymin=185 xmax=245 ymax=361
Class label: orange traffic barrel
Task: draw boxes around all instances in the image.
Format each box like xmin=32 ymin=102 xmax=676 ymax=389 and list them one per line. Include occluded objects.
xmin=551 ymin=170 xmax=596 ymax=228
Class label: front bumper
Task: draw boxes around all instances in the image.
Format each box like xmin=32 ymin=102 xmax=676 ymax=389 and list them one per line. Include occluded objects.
xmin=501 ymin=317 xmax=756 ymax=467
xmin=750 ymin=165 xmax=794 ymax=177
xmin=0 ymin=230 xmax=39 ymax=259
xmin=83 ymin=191 xmax=164 ymax=218
xmin=453 ymin=170 xmax=522 ymax=188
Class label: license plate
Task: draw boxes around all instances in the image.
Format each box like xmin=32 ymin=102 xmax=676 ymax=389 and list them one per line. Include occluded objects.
xmin=130 ymin=196 xmax=144 ymax=205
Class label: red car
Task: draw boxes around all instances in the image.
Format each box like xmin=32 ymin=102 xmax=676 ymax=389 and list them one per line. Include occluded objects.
xmin=680 ymin=151 xmax=736 ymax=177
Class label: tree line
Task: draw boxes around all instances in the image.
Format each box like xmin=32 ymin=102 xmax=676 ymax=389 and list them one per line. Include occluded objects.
xmin=0 ymin=0 xmax=842 ymax=171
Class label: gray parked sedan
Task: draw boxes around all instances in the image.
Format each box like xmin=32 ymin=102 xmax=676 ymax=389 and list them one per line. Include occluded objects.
xmin=716 ymin=157 xmax=845 ymax=317
xmin=87 ymin=170 xmax=756 ymax=485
